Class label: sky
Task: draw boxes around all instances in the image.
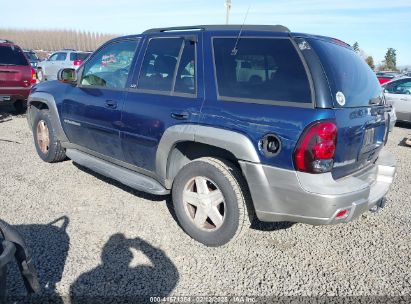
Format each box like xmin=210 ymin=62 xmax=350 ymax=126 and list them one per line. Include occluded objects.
xmin=1 ymin=0 xmax=410 ymax=66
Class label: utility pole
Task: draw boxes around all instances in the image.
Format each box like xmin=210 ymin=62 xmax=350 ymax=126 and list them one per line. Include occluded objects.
xmin=225 ymin=0 xmax=232 ymax=24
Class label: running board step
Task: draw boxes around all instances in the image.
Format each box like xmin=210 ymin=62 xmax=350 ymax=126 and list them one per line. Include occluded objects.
xmin=66 ymin=149 xmax=169 ymax=195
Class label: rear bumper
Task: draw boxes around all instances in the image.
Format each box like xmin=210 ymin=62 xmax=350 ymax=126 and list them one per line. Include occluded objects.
xmin=0 ymin=87 xmax=31 ymax=104
xmin=240 ymin=148 xmax=396 ymax=225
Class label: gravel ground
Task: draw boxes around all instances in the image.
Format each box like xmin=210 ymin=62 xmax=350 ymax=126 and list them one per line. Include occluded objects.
xmin=0 ymin=107 xmax=410 ymax=302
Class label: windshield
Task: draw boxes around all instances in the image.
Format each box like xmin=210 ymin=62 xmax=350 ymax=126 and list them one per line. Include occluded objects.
xmin=24 ymin=51 xmax=39 ymax=61
xmin=309 ymin=38 xmax=382 ymax=107
xmin=0 ymin=45 xmax=28 ymax=66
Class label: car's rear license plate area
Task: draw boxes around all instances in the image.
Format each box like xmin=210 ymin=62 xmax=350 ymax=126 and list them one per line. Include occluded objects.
xmin=0 ymin=96 xmax=11 ymax=102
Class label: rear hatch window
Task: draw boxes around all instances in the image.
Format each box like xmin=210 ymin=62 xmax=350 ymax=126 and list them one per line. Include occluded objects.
xmin=0 ymin=45 xmax=29 ymax=66
xmin=309 ymin=38 xmax=388 ymax=179
xmin=70 ymin=52 xmax=90 ymax=61
xmin=309 ymin=38 xmax=382 ymax=107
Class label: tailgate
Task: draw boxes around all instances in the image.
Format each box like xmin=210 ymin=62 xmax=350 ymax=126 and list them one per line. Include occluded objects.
xmin=0 ymin=67 xmax=30 ymax=87
xmin=332 ymin=105 xmax=388 ymax=179
xmin=307 ymin=37 xmax=389 ymax=179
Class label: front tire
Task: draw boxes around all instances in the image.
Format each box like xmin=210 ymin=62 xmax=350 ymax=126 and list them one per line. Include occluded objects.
xmin=32 ymin=110 xmax=66 ymax=163
xmin=172 ymin=157 xmax=251 ymax=247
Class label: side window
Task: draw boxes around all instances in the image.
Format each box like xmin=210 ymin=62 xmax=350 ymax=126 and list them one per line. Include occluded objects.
xmin=56 ymin=53 xmax=67 ymax=61
xmin=213 ymin=38 xmax=311 ymax=104
xmin=174 ymin=40 xmax=196 ymax=94
xmin=138 ymin=38 xmax=182 ymax=92
xmin=386 ymin=80 xmax=411 ymax=95
xmin=48 ymin=53 xmax=58 ymax=61
xmin=81 ymin=39 xmax=139 ymax=89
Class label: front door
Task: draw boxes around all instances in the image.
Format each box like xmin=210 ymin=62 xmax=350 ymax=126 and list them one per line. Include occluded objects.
xmin=47 ymin=52 xmax=67 ymax=80
xmin=121 ymin=35 xmax=204 ymax=172
xmin=61 ymin=38 xmax=140 ymax=160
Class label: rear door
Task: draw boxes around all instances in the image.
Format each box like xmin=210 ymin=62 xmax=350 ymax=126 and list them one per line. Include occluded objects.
xmin=120 ymin=35 xmax=203 ymax=172
xmin=308 ymin=38 xmax=389 ymax=179
xmin=61 ymin=38 xmax=140 ymax=160
xmin=0 ymin=45 xmax=31 ymax=89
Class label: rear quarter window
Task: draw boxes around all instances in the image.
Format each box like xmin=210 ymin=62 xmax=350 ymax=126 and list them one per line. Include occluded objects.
xmin=213 ymin=37 xmax=312 ymax=105
xmin=309 ymin=38 xmax=382 ymax=107
xmin=0 ymin=45 xmax=28 ymax=66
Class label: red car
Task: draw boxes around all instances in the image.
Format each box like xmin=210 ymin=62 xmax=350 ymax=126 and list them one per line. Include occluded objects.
xmin=376 ymin=72 xmax=400 ymax=85
xmin=0 ymin=39 xmax=36 ymax=112
xmin=377 ymin=76 xmax=395 ymax=85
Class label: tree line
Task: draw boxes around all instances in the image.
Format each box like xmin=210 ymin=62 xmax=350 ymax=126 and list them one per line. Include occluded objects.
xmin=0 ymin=28 xmax=117 ymax=53
xmin=352 ymin=42 xmax=398 ymax=71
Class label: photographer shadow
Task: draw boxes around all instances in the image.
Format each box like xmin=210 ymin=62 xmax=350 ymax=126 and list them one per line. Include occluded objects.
xmin=70 ymin=234 xmax=179 ymax=303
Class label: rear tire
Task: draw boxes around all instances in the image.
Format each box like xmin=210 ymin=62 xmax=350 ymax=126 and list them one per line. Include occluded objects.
xmin=32 ymin=110 xmax=66 ymax=163
xmin=172 ymin=157 xmax=251 ymax=247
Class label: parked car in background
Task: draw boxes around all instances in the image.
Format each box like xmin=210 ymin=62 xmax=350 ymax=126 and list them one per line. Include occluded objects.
xmin=23 ymin=49 xmax=40 ymax=68
xmin=27 ymin=25 xmax=396 ymax=246
xmin=376 ymin=71 xmax=401 ymax=85
xmin=383 ymin=77 xmax=411 ymax=123
xmin=36 ymin=49 xmax=91 ymax=81
xmin=0 ymin=39 xmax=36 ymax=112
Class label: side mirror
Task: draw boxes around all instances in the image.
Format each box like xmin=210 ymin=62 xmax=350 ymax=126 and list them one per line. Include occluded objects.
xmin=57 ymin=68 xmax=77 ymax=83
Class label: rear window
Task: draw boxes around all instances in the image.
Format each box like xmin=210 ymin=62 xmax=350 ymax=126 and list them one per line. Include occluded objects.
xmin=213 ymin=37 xmax=312 ymax=105
xmin=70 ymin=52 xmax=90 ymax=61
xmin=309 ymin=39 xmax=382 ymax=107
xmin=0 ymin=45 xmax=28 ymax=66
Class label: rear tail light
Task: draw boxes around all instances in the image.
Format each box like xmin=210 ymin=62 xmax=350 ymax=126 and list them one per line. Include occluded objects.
xmin=30 ymin=68 xmax=37 ymax=85
xmin=294 ymin=121 xmax=337 ymax=173
xmin=73 ymin=60 xmax=83 ymax=66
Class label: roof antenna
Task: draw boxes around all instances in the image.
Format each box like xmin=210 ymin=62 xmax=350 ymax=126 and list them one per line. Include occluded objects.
xmin=231 ymin=5 xmax=250 ymax=56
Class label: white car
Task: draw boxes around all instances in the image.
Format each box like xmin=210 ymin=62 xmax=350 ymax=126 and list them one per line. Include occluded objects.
xmin=383 ymin=77 xmax=411 ymax=123
xmin=37 ymin=49 xmax=91 ymax=81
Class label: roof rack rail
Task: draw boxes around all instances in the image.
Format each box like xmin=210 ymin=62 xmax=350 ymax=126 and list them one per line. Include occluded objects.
xmin=143 ymin=24 xmax=290 ymax=34
xmin=60 ymin=48 xmax=76 ymax=51
xmin=0 ymin=39 xmax=14 ymax=44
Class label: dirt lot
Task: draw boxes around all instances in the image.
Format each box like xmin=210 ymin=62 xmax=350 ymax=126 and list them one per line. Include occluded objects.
xmin=1 ymin=107 xmax=411 ymax=301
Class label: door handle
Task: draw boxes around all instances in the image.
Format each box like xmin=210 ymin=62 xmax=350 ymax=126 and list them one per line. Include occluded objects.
xmin=171 ymin=112 xmax=189 ymax=120
xmin=105 ymin=100 xmax=118 ymax=109
xmin=400 ymin=98 xmax=407 ymax=101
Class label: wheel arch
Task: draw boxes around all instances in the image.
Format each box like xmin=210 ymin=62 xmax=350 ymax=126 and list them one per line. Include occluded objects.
xmin=27 ymin=92 xmax=68 ymax=142
xmin=156 ymin=125 xmax=260 ymax=188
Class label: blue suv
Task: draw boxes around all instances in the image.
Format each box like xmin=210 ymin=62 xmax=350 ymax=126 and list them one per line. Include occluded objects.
xmin=26 ymin=25 xmax=396 ymax=246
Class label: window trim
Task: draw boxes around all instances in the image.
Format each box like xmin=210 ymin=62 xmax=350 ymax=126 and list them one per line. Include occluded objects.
xmin=211 ymin=36 xmax=315 ymax=108
xmin=77 ymin=37 xmax=141 ymax=90
xmin=132 ymin=36 xmax=198 ymax=98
